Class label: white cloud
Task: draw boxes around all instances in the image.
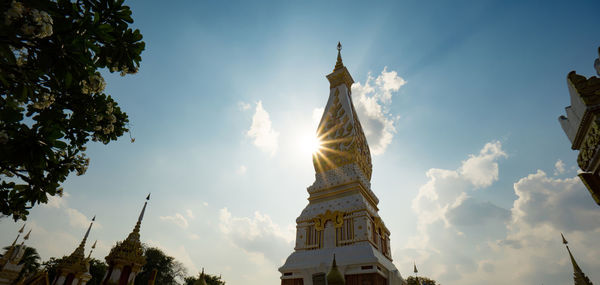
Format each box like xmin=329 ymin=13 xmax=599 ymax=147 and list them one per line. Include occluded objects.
xmin=44 ymin=192 xmax=70 ymax=209
xmin=511 ymin=170 xmax=600 ymax=232
xmin=459 ymin=141 xmax=507 ymax=188
xmin=401 ymin=142 xmax=600 ymax=285
xmin=554 ymin=159 xmax=566 ymax=175
xmin=185 ymin=209 xmax=195 ymax=219
xmin=65 ymin=208 xmax=95 ymax=229
xmin=238 ymin=101 xmax=251 ymax=111
xmin=237 ymin=165 xmax=247 ymax=175
xmin=246 ymin=101 xmax=279 ymax=156
xmin=160 ymin=213 xmax=189 ymax=229
xmin=41 ymin=192 xmax=101 ymax=230
xmin=352 ymin=67 xmax=406 ymax=155
xmin=218 ymin=208 xmax=294 ymax=265
xmin=203 ymin=201 xmax=208 ymax=207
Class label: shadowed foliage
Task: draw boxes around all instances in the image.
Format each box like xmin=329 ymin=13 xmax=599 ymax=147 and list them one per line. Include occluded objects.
xmin=406 ymin=276 xmax=437 ymax=285
xmin=134 ymin=247 xmax=187 ymax=285
xmin=184 ymin=272 xmax=226 ymax=285
xmin=0 ymin=0 xmax=145 ymax=220
xmin=1 ymin=245 xmax=41 ymax=281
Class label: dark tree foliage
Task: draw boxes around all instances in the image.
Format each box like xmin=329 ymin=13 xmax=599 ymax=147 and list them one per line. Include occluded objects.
xmin=1 ymin=245 xmax=41 ymax=281
xmin=86 ymin=258 xmax=107 ymax=285
xmin=0 ymin=0 xmax=145 ymax=220
xmin=184 ymin=273 xmax=226 ymax=285
xmin=134 ymin=247 xmax=187 ymax=285
xmin=41 ymin=256 xmax=65 ymax=282
xmin=406 ymin=276 xmax=437 ymax=285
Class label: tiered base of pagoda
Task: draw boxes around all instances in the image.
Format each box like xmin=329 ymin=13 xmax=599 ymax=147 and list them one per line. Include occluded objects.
xmin=279 ymin=242 xmax=404 ymax=285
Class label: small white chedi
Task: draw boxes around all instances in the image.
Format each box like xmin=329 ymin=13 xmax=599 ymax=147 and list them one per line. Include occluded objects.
xmin=279 ymin=43 xmax=406 ymax=285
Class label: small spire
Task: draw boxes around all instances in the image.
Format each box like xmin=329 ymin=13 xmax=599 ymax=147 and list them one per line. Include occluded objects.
xmin=72 ymin=216 xmax=95 ymax=255
xmin=87 ymin=240 xmax=97 ymax=259
xmin=334 ymin=42 xmax=344 ymax=71
xmin=23 ymin=229 xmax=31 ymax=240
xmin=10 ymin=233 xmax=21 ymax=247
xmin=126 ymin=194 xmax=150 ymax=242
xmin=414 ymin=262 xmax=418 ymax=274
xmin=326 ymin=254 xmax=345 ymax=285
xmin=561 ymin=233 xmax=593 ymax=285
xmin=19 ymin=229 xmax=31 ymax=246
xmin=195 ymin=268 xmax=207 ymax=285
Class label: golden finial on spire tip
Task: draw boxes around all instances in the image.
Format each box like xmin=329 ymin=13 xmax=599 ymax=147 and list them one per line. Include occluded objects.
xmin=334 ymin=42 xmax=344 ymax=71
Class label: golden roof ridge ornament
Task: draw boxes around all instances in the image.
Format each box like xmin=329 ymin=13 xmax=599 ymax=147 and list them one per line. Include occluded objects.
xmin=561 ymin=233 xmax=594 ymax=285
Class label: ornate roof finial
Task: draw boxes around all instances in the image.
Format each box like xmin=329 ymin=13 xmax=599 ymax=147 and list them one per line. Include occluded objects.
xmin=70 ymin=216 xmax=95 ymax=257
xmin=19 ymin=229 xmax=31 ymax=246
xmin=87 ymin=240 xmax=97 ymax=259
xmin=334 ymin=42 xmax=344 ymax=71
xmin=10 ymin=225 xmax=25 ymax=247
xmin=126 ymin=194 xmax=150 ymax=242
xmin=23 ymin=229 xmax=31 ymax=241
xmin=561 ymin=233 xmax=594 ymax=285
xmin=326 ymin=254 xmax=345 ymax=285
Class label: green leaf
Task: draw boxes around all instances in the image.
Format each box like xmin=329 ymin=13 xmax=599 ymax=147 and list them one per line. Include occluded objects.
xmin=65 ymin=72 xmax=73 ymax=88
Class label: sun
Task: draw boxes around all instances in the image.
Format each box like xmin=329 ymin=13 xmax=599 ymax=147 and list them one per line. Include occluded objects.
xmin=300 ymin=134 xmax=323 ymax=156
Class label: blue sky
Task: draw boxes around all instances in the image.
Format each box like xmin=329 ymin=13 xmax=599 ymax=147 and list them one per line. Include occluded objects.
xmin=2 ymin=0 xmax=600 ymax=284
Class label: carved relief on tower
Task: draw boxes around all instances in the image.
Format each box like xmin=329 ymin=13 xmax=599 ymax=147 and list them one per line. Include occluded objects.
xmin=577 ymin=120 xmax=600 ymax=170
xmin=313 ymin=86 xmax=373 ymax=181
xmin=314 ymin=210 xmax=344 ymax=230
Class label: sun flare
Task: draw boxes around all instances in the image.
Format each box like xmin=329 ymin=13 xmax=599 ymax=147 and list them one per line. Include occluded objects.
xmin=301 ymin=134 xmax=323 ymax=156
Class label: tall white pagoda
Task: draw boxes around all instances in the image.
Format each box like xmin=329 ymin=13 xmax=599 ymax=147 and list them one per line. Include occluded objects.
xmin=279 ymin=43 xmax=405 ymax=285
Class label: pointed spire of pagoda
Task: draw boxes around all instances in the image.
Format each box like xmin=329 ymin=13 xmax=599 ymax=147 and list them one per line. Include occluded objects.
xmin=194 ymin=268 xmax=207 ymax=285
xmin=334 ymin=42 xmax=344 ymax=71
xmin=562 ymin=233 xmax=594 ymax=285
xmin=20 ymin=229 xmax=31 ymax=246
xmin=10 ymin=224 xmax=25 ymax=247
xmin=23 ymin=229 xmax=31 ymax=240
xmin=68 ymin=215 xmax=95 ymax=261
xmin=414 ymin=262 xmax=418 ymax=274
xmin=87 ymin=240 xmax=97 ymax=259
xmin=126 ymin=193 xmax=150 ymax=242
xmin=326 ymin=254 xmax=345 ymax=285
xmin=315 ymin=43 xmax=372 ymax=183
xmin=1 ymin=225 xmax=26 ymax=264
